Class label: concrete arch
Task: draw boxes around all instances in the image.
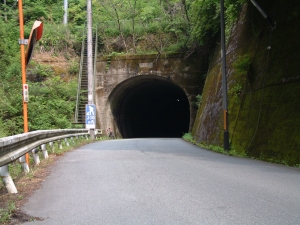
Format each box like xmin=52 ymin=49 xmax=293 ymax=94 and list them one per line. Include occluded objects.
xmin=95 ymin=54 xmax=206 ymax=137
xmin=107 ymin=75 xmax=190 ymax=138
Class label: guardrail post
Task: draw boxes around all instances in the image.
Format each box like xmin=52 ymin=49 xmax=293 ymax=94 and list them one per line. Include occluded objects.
xmin=58 ymin=140 xmax=63 ymax=149
xmin=64 ymin=138 xmax=70 ymax=146
xmin=0 ymin=165 xmax=18 ymax=193
xmin=41 ymin=144 xmax=49 ymax=159
xmin=49 ymin=142 xmax=54 ymax=152
xmin=19 ymin=155 xmax=30 ymax=174
xmin=32 ymin=148 xmax=40 ymax=165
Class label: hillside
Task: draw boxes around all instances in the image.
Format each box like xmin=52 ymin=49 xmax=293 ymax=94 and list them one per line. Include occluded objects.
xmin=1 ymin=0 xmax=299 ymax=166
xmin=192 ymin=0 xmax=300 ymax=166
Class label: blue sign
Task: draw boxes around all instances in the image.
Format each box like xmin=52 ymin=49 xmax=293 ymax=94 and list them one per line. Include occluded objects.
xmin=86 ymin=104 xmax=96 ymax=129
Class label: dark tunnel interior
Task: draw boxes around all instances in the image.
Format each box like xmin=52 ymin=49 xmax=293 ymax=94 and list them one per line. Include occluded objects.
xmin=110 ymin=76 xmax=190 ymax=138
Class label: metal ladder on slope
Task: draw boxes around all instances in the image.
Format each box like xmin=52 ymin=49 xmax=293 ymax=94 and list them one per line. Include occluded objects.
xmin=74 ymin=27 xmax=98 ymax=126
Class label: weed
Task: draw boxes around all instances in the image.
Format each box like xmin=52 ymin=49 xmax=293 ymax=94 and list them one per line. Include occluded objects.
xmin=229 ymin=83 xmax=243 ymax=103
xmin=105 ymin=56 xmax=111 ymax=73
xmin=182 ymin=133 xmax=196 ymax=144
xmin=233 ymin=54 xmax=251 ymax=76
xmin=8 ymin=163 xmax=23 ymax=180
xmin=192 ymin=94 xmax=202 ymax=108
xmin=68 ymin=60 xmax=79 ymax=75
xmin=182 ymin=133 xmax=248 ymax=157
xmin=0 ymin=201 xmax=16 ymax=224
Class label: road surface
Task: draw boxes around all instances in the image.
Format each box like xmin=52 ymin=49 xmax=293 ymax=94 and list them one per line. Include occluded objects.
xmin=22 ymin=138 xmax=300 ymax=224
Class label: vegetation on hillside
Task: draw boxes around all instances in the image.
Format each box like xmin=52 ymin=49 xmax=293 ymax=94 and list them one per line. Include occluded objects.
xmin=0 ymin=0 xmax=247 ymax=137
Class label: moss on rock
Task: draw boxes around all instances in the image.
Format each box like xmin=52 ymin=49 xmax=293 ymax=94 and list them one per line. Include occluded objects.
xmin=193 ymin=0 xmax=300 ymax=166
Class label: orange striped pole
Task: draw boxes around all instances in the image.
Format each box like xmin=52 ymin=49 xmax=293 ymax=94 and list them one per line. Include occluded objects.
xmin=18 ymin=0 xmax=29 ymax=164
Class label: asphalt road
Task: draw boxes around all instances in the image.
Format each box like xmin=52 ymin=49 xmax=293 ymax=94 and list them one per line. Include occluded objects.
xmin=22 ymin=138 xmax=300 ymax=225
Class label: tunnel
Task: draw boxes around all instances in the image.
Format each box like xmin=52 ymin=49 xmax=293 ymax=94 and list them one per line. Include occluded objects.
xmin=109 ymin=75 xmax=190 ymax=138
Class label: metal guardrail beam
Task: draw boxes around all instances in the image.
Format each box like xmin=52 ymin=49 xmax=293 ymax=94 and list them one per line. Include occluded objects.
xmin=0 ymin=129 xmax=88 ymax=167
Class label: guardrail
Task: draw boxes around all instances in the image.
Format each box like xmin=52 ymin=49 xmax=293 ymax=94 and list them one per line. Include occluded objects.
xmin=0 ymin=129 xmax=89 ymax=193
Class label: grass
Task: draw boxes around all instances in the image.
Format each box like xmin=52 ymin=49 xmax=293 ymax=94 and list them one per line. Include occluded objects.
xmin=182 ymin=132 xmax=247 ymax=158
xmin=0 ymin=201 xmax=16 ymax=224
xmin=182 ymin=133 xmax=300 ymax=167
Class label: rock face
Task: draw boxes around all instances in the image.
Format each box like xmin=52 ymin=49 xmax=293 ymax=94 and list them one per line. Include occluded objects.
xmin=95 ymin=53 xmax=207 ymax=137
xmin=193 ymin=1 xmax=300 ymax=165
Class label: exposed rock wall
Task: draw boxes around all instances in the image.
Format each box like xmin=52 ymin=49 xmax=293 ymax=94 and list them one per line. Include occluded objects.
xmin=192 ymin=1 xmax=300 ymax=165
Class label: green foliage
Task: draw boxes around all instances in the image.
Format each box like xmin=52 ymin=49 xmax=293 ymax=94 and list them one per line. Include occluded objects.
xmin=0 ymin=201 xmax=16 ymax=224
xmin=0 ymin=24 xmax=20 ymax=78
xmin=229 ymin=83 xmax=243 ymax=103
xmin=189 ymin=0 xmax=247 ymax=48
xmin=0 ymin=72 xmax=77 ymax=136
xmin=228 ymin=54 xmax=251 ymax=104
xmin=23 ymin=1 xmax=48 ymax=22
xmin=0 ymin=75 xmax=24 ymax=136
xmin=68 ymin=0 xmax=87 ymax=25
xmin=0 ymin=0 xmax=248 ymax=55
xmin=224 ymin=0 xmax=247 ymax=36
xmin=39 ymin=24 xmax=80 ymax=53
xmin=28 ymin=76 xmax=77 ymax=131
xmin=166 ymin=40 xmax=186 ymax=53
xmin=0 ymin=118 xmax=7 ymax=138
xmin=189 ymin=0 xmax=220 ymax=46
xmin=192 ymin=94 xmax=202 ymax=108
xmin=68 ymin=60 xmax=80 ymax=75
xmin=27 ymin=62 xmax=53 ymax=79
xmin=182 ymin=132 xmax=196 ymax=143
xmin=182 ymin=133 xmax=247 ymax=158
xmin=0 ymin=0 xmax=248 ymax=137
xmin=233 ymin=54 xmax=251 ymax=76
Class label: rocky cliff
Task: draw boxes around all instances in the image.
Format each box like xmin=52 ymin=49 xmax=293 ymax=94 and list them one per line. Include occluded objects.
xmin=192 ymin=0 xmax=300 ymax=166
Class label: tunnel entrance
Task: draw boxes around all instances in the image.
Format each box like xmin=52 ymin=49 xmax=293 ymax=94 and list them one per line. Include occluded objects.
xmin=109 ymin=75 xmax=190 ymax=138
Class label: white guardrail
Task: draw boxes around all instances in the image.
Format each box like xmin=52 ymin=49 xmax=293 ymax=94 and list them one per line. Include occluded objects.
xmin=0 ymin=129 xmax=89 ymax=193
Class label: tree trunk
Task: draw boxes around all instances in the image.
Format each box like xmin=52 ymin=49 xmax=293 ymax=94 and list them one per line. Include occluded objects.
xmin=112 ymin=4 xmax=127 ymax=53
xmin=4 ymin=0 xmax=7 ymax=21
xmin=129 ymin=0 xmax=137 ymax=53
xmin=181 ymin=0 xmax=190 ymax=24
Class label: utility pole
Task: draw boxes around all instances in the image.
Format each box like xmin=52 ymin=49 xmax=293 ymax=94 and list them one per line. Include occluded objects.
xmin=63 ymin=0 xmax=68 ymax=25
xmin=220 ymin=0 xmax=230 ymax=151
xmin=86 ymin=0 xmax=95 ymax=139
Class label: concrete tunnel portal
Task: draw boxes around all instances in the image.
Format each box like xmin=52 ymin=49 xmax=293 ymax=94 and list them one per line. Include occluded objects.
xmin=108 ymin=75 xmax=190 ymax=138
